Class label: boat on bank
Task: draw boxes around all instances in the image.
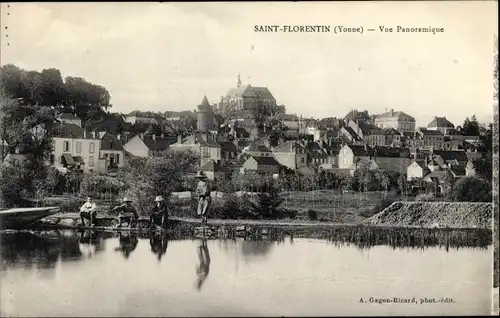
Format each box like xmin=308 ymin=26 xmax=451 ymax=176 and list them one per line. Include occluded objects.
xmin=0 ymin=207 xmax=60 ymax=229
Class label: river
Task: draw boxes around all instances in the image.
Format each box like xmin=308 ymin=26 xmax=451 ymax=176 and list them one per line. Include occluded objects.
xmin=0 ymin=230 xmax=492 ymax=316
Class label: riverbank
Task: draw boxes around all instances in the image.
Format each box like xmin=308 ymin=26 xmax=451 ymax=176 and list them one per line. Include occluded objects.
xmin=31 ymin=199 xmax=493 ymax=230
xmin=366 ymin=201 xmax=492 ymax=229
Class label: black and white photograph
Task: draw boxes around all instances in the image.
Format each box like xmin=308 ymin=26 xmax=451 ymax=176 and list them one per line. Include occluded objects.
xmin=0 ymin=2 xmax=498 ymax=317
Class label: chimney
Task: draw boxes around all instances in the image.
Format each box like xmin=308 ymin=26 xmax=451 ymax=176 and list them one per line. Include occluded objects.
xmin=92 ymin=130 xmax=96 ymax=139
xmin=117 ymin=134 xmax=121 ymax=141
xmin=152 ymin=134 xmax=156 ymax=141
xmin=84 ymin=131 xmax=87 ymax=138
xmin=177 ymin=134 xmax=182 ymax=143
xmin=390 ymin=109 xmax=394 ymax=116
xmin=160 ymin=133 xmax=164 ymax=139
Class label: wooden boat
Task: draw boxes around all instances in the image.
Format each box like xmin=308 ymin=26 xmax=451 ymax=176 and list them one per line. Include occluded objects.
xmin=0 ymin=206 xmax=60 ymax=229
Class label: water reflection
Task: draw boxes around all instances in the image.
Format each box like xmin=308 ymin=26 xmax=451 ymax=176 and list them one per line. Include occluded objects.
xmin=150 ymin=233 xmax=169 ymax=261
xmin=114 ymin=232 xmax=138 ymax=259
xmin=0 ymin=231 xmax=82 ymax=270
xmin=195 ymin=240 xmax=210 ymax=291
xmin=79 ymin=230 xmax=106 ymax=259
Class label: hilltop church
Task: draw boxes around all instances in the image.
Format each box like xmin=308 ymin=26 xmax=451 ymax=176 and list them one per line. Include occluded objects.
xmin=217 ymin=75 xmax=278 ymax=115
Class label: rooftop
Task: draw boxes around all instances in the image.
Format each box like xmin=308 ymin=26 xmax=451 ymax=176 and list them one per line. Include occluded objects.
xmin=428 ymin=116 xmax=455 ymax=128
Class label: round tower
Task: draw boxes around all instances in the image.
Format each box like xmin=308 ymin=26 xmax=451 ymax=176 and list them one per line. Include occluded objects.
xmin=197 ymin=95 xmax=213 ymax=132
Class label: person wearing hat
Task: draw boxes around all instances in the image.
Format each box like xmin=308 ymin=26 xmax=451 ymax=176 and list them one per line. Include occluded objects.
xmin=150 ymin=195 xmax=169 ymax=230
xmin=195 ymin=171 xmax=212 ymax=223
xmin=79 ymin=196 xmax=97 ymax=227
xmin=112 ymin=197 xmax=139 ymax=228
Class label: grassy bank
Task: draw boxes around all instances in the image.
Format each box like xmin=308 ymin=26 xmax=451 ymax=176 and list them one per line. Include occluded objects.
xmin=366 ymin=201 xmax=492 ymax=229
xmin=168 ymin=190 xmax=393 ymax=223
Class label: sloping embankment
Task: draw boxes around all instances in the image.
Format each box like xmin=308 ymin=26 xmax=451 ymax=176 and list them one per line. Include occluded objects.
xmin=366 ymin=201 xmax=492 ymax=229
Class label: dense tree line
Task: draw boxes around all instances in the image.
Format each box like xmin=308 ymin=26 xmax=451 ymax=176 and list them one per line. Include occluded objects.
xmin=0 ymin=64 xmax=111 ymax=122
xmin=0 ymin=94 xmax=61 ymax=208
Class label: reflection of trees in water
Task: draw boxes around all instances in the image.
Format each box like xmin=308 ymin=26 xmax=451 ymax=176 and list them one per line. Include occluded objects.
xmin=150 ymin=233 xmax=168 ymax=262
xmin=0 ymin=231 xmax=81 ymax=270
xmin=240 ymin=240 xmax=274 ymax=258
xmin=0 ymin=230 xmax=114 ymax=270
xmin=114 ymin=232 xmax=138 ymax=259
xmin=218 ymin=238 xmax=275 ymax=261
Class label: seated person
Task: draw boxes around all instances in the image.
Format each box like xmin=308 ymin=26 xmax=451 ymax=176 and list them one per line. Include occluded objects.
xmin=112 ymin=197 xmax=139 ymax=227
xmin=150 ymin=195 xmax=168 ymax=229
xmin=79 ymin=197 xmax=97 ymax=226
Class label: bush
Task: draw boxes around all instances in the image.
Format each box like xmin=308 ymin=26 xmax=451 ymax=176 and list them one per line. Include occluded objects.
xmin=307 ymin=209 xmax=318 ymax=221
xmin=59 ymin=196 xmax=81 ymax=213
xmin=451 ymin=176 xmax=492 ymax=202
xmin=415 ymin=193 xmax=436 ymax=202
xmin=80 ymin=173 xmax=124 ymax=200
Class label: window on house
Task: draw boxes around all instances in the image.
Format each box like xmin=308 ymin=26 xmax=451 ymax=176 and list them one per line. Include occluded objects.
xmin=89 ymin=143 xmax=95 ymax=153
xmin=116 ymin=154 xmax=120 ymax=164
xmin=89 ymin=156 xmax=94 ymax=166
xmin=202 ymin=147 xmax=210 ymax=158
xmin=110 ymin=141 xmax=114 ymax=149
xmin=76 ymin=141 xmax=82 ymax=154
xmin=63 ymin=141 xmax=70 ymax=152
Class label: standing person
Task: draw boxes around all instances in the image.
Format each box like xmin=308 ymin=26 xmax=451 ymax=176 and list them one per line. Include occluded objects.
xmin=150 ymin=195 xmax=168 ymax=230
xmin=112 ymin=197 xmax=139 ymax=228
xmin=195 ymin=171 xmax=212 ymax=224
xmin=79 ymin=197 xmax=97 ymax=227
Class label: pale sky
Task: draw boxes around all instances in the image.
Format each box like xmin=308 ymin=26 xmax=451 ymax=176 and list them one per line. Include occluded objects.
xmin=0 ymin=2 xmax=498 ymax=127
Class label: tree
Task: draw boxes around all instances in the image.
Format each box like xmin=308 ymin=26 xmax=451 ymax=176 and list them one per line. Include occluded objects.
xmin=117 ymin=150 xmax=199 ymax=215
xmin=461 ymin=116 xmax=480 ymax=136
xmin=250 ymin=179 xmax=284 ymax=219
xmin=451 ymin=176 xmax=492 ymax=202
xmin=473 ymin=152 xmax=492 ymax=181
xmin=0 ymin=94 xmax=59 ymax=207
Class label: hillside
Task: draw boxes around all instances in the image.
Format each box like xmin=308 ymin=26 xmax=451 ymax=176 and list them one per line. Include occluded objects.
xmin=366 ymin=201 xmax=492 ymax=229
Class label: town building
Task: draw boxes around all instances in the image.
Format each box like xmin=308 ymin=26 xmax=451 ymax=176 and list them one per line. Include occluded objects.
xmin=427 ymin=116 xmax=455 ymax=135
xmin=58 ymin=113 xmax=82 ymax=127
xmin=347 ymin=120 xmax=386 ymax=146
xmin=271 ymin=140 xmax=308 ymax=170
xmin=338 ymin=144 xmax=412 ymax=174
xmin=123 ymin=111 xmax=159 ymax=125
xmin=219 ymin=75 xmax=277 ymax=115
xmin=240 ymin=155 xmax=281 ymax=175
xmin=197 ymin=96 xmax=219 ymax=133
xmin=374 ymin=109 xmax=416 ymax=133
xmin=51 ymin=123 xmax=101 ymax=173
xmin=98 ymin=132 xmax=125 ymax=172
xmin=169 ymin=133 xmax=222 ymax=166
xmin=122 ymin=133 xmax=176 ymax=158
xmin=384 ymin=128 xmax=403 ymax=147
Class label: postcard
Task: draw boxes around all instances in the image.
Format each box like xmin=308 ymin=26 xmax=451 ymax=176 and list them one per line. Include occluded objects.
xmin=0 ymin=1 xmax=498 ymax=317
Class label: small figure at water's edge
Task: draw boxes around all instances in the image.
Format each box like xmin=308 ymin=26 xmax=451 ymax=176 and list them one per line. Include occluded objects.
xmin=80 ymin=197 xmax=97 ymax=227
xmin=195 ymin=171 xmax=212 ymax=224
xmin=195 ymin=239 xmax=211 ymax=291
xmin=150 ymin=195 xmax=169 ymax=230
xmin=112 ymin=197 xmax=139 ymax=228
